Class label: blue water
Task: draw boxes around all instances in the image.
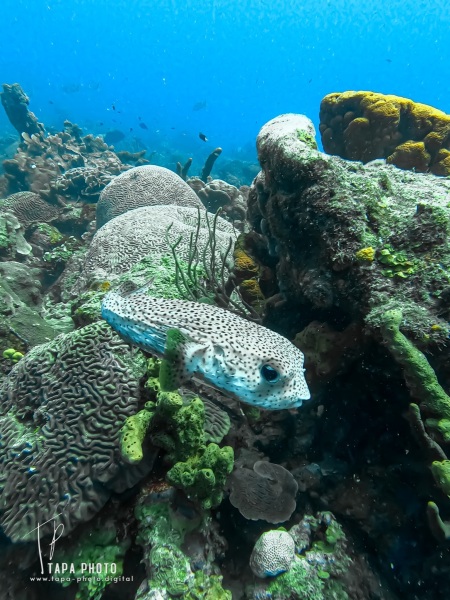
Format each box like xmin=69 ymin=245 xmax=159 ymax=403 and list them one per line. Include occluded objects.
xmin=1 ymin=0 xmax=449 ymax=163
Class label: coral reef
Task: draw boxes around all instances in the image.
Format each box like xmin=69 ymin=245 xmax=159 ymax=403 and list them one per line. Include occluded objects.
xmin=134 ymin=488 xmax=231 ymax=599
xmin=201 ymin=147 xmax=222 ymax=182
xmin=193 ymin=178 xmax=248 ymax=224
xmin=96 ymin=165 xmax=203 ymax=228
xmin=242 ymin=112 xmax=450 ymax=598
xmin=0 ymin=191 xmax=61 ymax=228
xmin=1 ymin=83 xmax=44 ymax=137
xmin=0 ymin=321 xmax=154 ymax=541
xmin=228 ymin=460 xmax=298 ymax=522
xmin=0 ymin=211 xmax=32 ymax=258
xmin=2 ymin=85 xmax=449 ymax=599
xmin=1 ymin=119 xmax=127 ymax=199
xmin=74 ymin=204 xmax=236 ymax=292
xmin=249 ymin=530 xmax=296 ymax=578
xmin=320 ymin=91 xmax=450 ymax=175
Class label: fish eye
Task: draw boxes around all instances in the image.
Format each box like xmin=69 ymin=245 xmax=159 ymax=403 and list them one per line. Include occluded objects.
xmin=261 ymin=364 xmax=280 ymax=383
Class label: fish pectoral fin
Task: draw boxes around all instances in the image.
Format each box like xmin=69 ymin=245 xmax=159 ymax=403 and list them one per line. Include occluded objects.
xmin=159 ymin=328 xmax=190 ymax=392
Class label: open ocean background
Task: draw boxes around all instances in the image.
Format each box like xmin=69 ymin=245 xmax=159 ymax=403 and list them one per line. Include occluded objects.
xmin=1 ymin=0 xmax=450 ymax=172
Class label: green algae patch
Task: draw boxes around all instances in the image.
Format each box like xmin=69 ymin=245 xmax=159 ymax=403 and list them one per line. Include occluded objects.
xmin=380 ymin=308 xmax=450 ymax=424
xmin=56 ymin=522 xmax=130 ymax=600
xmin=72 ymin=290 xmax=105 ymax=326
xmin=135 ymin=501 xmax=232 ymax=599
xmin=267 ymin=559 xmax=325 ymax=599
xmin=377 ymin=246 xmax=416 ymax=278
xmin=186 ymin=571 xmax=232 ymax=600
xmin=149 ymin=544 xmax=191 ymax=596
xmin=431 ymin=460 xmax=450 ymax=497
xmin=2 ymin=348 xmax=24 ymax=362
xmin=36 ymin=222 xmax=64 ymax=244
xmin=43 ymin=236 xmax=80 ymax=264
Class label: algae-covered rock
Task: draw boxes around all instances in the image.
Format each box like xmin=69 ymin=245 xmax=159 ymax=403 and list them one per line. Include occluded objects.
xmin=55 ymin=520 xmax=130 ymax=600
xmin=0 ymin=211 xmax=32 ymax=257
xmin=135 ymin=498 xmax=231 ymax=599
xmin=0 ymin=274 xmax=58 ymax=349
xmin=250 ymin=113 xmax=450 ymax=345
xmin=247 ymin=513 xmax=351 ymax=600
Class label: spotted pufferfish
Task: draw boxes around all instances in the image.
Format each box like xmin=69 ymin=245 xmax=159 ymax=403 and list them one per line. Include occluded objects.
xmin=101 ymin=291 xmax=310 ymax=410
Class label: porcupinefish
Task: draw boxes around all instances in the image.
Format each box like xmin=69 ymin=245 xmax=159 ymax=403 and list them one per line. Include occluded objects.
xmin=101 ymin=292 xmax=310 ymax=410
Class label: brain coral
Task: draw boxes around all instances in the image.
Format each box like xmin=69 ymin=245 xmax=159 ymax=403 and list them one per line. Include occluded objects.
xmin=96 ymin=165 xmax=203 ymax=228
xmin=0 ymin=192 xmax=61 ymax=228
xmin=0 ymin=321 xmax=153 ymax=542
xmin=319 ymin=91 xmax=450 ymax=175
xmin=228 ymin=460 xmax=298 ymax=523
xmin=75 ymin=204 xmax=237 ymax=292
xmin=249 ymin=529 xmax=296 ymax=578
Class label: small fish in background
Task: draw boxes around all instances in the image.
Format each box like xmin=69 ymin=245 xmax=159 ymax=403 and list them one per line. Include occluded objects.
xmin=104 ymin=129 xmax=126 ymax=145
xmin=199 ymin=132 xmax=208 ymax=142
xmin=139 ymin=122 xmax=148 ymax=130
xmin=61 ymin=83 xmax=82 ymax=94
xmin=86 ymin=81 xmax=100 ymax=91
xmin=48 ymin=100 xmax=54 ymax=104
xmin=192 ymin=100 xmax=207 ymax=111
xmin=112 ymin=104 xmax=116 ymax=111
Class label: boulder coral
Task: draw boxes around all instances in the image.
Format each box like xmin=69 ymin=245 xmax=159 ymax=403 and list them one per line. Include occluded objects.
xmin=74 ymin=204 xmax=237 ymax=292
xmin=320 ymin=91 xmax=450 ymax=175
xmin=95 ymin=164 xmax=203 ymax=228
